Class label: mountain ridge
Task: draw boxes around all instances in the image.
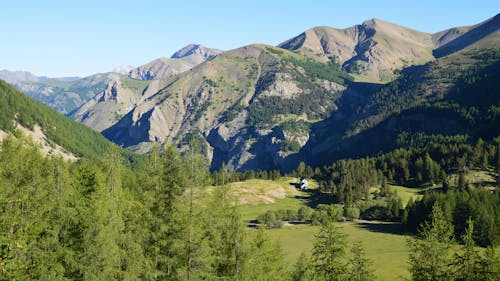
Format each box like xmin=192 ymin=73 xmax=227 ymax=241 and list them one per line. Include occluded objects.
xmin=3 ymin=14 xmax=499 ymax=171
xmin=128 ymin=44 xmax=222 ymax=80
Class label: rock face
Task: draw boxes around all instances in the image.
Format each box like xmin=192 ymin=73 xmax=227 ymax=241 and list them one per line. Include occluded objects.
xmin=103 ymin=44 xmax=347 ymax=170
xmin=71 ymin=77 xmax=158 ymax=132
xmin=128 ymin=44 xmax=222 ymax=80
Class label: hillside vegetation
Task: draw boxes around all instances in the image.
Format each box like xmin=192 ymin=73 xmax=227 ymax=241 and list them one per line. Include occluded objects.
xmin=0 ymin=80 xmax=140 ymax=163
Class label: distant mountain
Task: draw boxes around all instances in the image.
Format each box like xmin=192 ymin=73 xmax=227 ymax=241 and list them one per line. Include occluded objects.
xmin=0 ymin=70 xmax=44 ymax=84
xmin=0 ymin=70 xmax=122 ymax=115
xmin=71 ymin=77 xmax=156 ymax=131
xmin=103 ymin=44 xmax=350 ymax=170
xmin=112 ymin=65 xmax=135 ymax=75
xmin=4 ymin=15 xmax=498 ymax=172
xmin=128 ymin=44 xmax=222 ymax=80
xmin=433 ymin=13 xmax=500 ymax=58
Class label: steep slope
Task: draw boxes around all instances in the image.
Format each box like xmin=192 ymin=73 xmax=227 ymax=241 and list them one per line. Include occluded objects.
xmin=299 ymin=23 xmax=500 ymax=166
xmin=0 ymin=79 xmax=139 ymax=162
xmin=433 ymin=13 xmax=500 ymax=58
xmin=70 ymin=77 xmax=155 ymax=131
xmin=279 ymin=18 xmax=435 ymax=82
xmin=103 ymin=44 xmax=349 ymax=170
xmin=128 ymin=44 xmax=222 ymax=80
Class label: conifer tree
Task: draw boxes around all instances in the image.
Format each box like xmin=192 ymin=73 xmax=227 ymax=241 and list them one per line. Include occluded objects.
xmin=242 ymin=227 xmax=286 ymax=281
xmin=453 ymin=219 xmax=482 ymax=281
xmin=440 ymin=170 xmax=449 ymax=192
xmin=311 ymin=215 xmax=347 ymax=281
xmin=290 ymin=252 xmax=313 ymax=281
xmin=208 ymin=182 xmax=246 ymax=279
xmin=146 ymin=144 xmax=187 ymax=280
xmin=347 ymin=242 xmax=376 ymax=281
xmin=82 ymin=146 xmax=126 ymax=281
xmin=408 ymin=204 xmax=454 ymax=281
xmin=183 ymin=142 xmax=210 ymax=280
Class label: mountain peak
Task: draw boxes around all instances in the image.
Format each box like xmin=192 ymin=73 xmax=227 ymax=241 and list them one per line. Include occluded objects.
xmin=171 ymin=44 xmax=221 ymax=59
xmin=111 ymin=65 xmax=134 ymax=75
xmin=0 ymin=69 xmax=40 ymax=84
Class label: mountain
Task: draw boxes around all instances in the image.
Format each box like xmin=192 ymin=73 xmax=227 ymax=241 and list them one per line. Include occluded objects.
xmin=4 ymin=15 xmax=498 ymax=172
xmin=279 ymin=19 xmax=436 ymax=82
xmin=71 ymin=77 xmax=156 ymax=131
xmin=299 ymin=15 xmax=500 ymax=166
xmin=69 ymin=45 xmax=221 ymax=133
xmin=102 ymin=44 xmax=349 ymax=170
xmin=128 ymin=44 xmax=222 ymax=80
xmin=432 ymin=13 xmax=500 ymax=58
xmin=0 ymin=71 xmax=122 ymax=115
xmin=0 ymin=79 xmax=140 ymax=162
xmin=112 ymin=65 xmax=135 ymax=75
xmin=99 ymin=15 xmax=498 ymax=171
xmin=0 ymin=70 xmax=43 ymax=84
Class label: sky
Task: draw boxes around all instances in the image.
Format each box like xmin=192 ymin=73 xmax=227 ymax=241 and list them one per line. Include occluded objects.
xmin=1 ymin=0 xmax=498 ymax=77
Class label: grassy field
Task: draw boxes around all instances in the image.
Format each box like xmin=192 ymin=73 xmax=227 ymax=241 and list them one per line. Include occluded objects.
xmin=227 ymin=176 xmax=497 ymax=281
xmin=231 ymin=177 xmax=320 ymax=221
xmin=268 ymin=222 xmax=411 ymax=281
xmin=389 ymin=184 xmax=425 ymax=205
xmin=231 ymin=177 xmax=412 ymax=280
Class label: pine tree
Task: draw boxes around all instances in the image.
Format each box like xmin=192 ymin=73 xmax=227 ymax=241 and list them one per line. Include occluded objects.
xmin=290 ymin=252 xmax=313 ymax=281
xmin=481 ymin=247 xmax=500 ymax=281
xmin=296 ymin=162 xmax=306 ymax=177
xmin=82 ymin=146 xmax=126 ymax=281
xmin=440 ymin=170 xmax=449 ymax=192
xmin=183 ymin=143 xmax=210 ymax=280
xmin=311 ymin=216 xmax=347 ymax=281
xmin=146 ymin=144 xmax=189 ymax=280
xmin=242 ymin=227 xmax=286 ymax=281
xmin=408 ymin=204 xmax=454 ymax=281
xmin=347 ymin=242 xmax=376 ymax=281
xmin=458 ymin=173 xmax=466 ymax=191
xmin=380 ymin=176 xmax=389 ymax=197
xmin=453 ymin=219 xmax=482 ymax=281
xmin=208 ymin=182 xmax=247 ymax=280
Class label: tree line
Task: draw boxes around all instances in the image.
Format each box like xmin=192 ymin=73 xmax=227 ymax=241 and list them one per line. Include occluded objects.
xmin=1 ymin=133 xmax=499 ymax=280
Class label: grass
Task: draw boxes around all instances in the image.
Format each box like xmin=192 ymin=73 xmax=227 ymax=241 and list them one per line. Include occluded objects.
xmin=232 ymin=177 xmax=413 ymax=280
xmin=389 ymin=184 xmax=425 ymax=205
xmin=233 ymin=177 xmax=318 ymax=221
xmin=267 ymin=222 xmax=411 ymax=281
xmin=120 ymin=77 xmax=152 ymax=95
xmin=230 ymin=176 xmax=498 ymax=280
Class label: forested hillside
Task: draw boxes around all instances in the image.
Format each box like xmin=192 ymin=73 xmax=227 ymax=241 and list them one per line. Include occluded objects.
xmin=0 ymin=80 xmax=140 ymax=164
xmin=1 ymin=134 xmax=498 ymax=280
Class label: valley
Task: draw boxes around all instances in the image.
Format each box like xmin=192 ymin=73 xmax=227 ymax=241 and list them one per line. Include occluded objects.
xmin=0 ymin=8 xmax=498 ymax=281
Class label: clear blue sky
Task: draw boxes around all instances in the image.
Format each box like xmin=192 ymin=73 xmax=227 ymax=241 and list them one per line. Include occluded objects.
xmin=1 ymin=0 xmax=498 ymax=77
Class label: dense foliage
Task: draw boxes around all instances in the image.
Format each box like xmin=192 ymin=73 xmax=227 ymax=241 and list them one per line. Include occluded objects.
xmin=0 ymin=137 xmax=290 ymax=280
xmin=0 ymin=80 xmax=141 ymax=164
xmin=1 ymin=132 xmax=499 ymax=280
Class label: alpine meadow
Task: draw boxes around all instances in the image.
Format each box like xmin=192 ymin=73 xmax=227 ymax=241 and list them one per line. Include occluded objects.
xmin=0 ymin=3 xmax=499 ymax=281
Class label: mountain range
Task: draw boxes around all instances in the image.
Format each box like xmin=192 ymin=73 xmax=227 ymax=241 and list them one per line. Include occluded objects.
xmin=1 ymin=14 xmax=499 ymax=171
